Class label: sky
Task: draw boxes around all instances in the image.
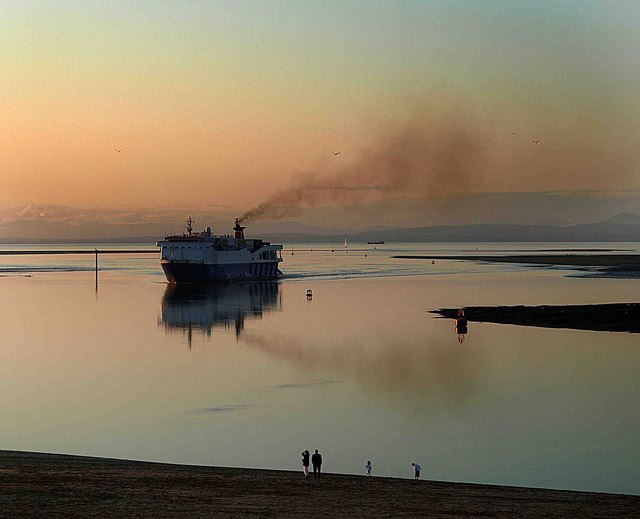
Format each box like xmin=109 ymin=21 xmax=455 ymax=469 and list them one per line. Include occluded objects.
xmin=1 ymin=0 xmax=640 ymax=228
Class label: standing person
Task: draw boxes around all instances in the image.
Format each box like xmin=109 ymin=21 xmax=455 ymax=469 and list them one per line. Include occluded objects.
xmin=365 ymin=460 xmax=372 ymax=477
xmin=412 ymin=462 xmax=422 ymax=480
xmin=311 ymin=449 xmax=323 ymax=478
xmin=301 ymin=450 xmax=310 ymax=478
xmin=456 ymin=308 xmax=468 ymax=344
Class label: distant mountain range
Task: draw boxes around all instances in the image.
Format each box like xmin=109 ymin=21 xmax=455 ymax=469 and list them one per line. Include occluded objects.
xmin=1 ymin=212 xmax=640 ymax=244
xmin=3 ymin=192 xmax=640 ymax=242
xmin=265 ymin=213 xmax=640 ymax=243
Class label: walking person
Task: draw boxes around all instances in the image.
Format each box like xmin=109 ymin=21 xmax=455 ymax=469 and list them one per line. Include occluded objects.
xmin=365 ymin=460 xmax=372 ymax=477
xmin=301 ymin=450 xmax=310 ymax=478
xmin=411 ymin=462 xmax=422 ymax=480
xmin=311 ymin=449 xmax=322 ymax=478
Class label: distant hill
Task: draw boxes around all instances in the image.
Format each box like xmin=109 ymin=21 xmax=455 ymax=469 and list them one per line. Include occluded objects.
xmin=604 ymin=212 xmax=640 ymax=225
xmin=267 ymin=213 xmax=640 ymax=243
xmin=2 ymin=212 xmax=640 ymax=244
xmin=0 ymin=220 xmax=167 ymax=243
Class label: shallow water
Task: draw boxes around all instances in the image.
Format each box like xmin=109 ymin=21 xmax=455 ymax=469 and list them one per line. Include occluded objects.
xmin=0 ymin=242 xmax=638 ymax=494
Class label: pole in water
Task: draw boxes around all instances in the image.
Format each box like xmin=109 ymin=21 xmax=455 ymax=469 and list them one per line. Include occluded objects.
xmin=95 ymin=249 xmax=98 ymax=290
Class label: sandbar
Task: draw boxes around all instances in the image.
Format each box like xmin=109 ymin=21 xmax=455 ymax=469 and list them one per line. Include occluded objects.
xmin=430 ymin=303 xmax=640 ymax=333
xmin=393 ymin=253 xmax=640 ymax=267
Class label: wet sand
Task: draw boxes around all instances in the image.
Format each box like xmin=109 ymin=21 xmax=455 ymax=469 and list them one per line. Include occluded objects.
xmin=393 ymin=253 xmax=640 ymax=268
xmin=1 ymin=451 xmax=638 ymax=518
xmin=430 ymin=303 xmax=640 ymax=333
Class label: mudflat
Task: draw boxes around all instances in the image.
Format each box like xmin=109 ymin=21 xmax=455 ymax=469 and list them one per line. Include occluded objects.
xmin=431 ymin=303 xmax=640 ymax=334
xmin=393 ymin=253 xmax=640 ymax=267
xmin=1 ymin=451 xmax=638 ymax=518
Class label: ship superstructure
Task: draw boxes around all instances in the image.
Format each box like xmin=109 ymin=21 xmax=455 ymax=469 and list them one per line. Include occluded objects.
xmin=157 ymin=218 xmax=283 ymax=283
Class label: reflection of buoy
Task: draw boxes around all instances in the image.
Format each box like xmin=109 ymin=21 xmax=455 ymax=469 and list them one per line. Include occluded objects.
xmin=306 ymin=289 xmax=313 ymax=299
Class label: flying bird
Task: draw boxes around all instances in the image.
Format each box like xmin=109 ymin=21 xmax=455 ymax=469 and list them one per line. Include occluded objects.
xmin=333 ymin=152 xmax=341 ymax=155
xmin=532 ymin=139 xmax=540 ymax=144
xmin=115 ymin=149 xmax=122 ymax=152
xmin=511 ymin=132 xmax=517 ymax=135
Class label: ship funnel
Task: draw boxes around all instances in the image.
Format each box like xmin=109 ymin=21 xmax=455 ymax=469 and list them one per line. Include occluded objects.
xmin=233 ymin=218 xmax=246 ymax=240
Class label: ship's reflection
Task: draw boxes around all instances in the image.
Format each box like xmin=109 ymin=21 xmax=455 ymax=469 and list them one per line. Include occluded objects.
xmin=159 ymin=282 xmax=281 ymax=348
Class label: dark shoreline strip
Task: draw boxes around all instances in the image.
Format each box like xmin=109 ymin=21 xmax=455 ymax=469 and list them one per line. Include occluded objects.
xmin=430 ymin=303 xmax=640 ymax=334
xmin=0 ymin=450 xmax=638 ymax=518
xmin=394 ymin=254 xmax=640 ymax=267
xmin=0 ymin=249 xmax=157 ymax=255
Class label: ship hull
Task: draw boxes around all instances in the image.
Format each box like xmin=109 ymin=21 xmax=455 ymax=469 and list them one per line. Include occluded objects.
xmin=161 ymin=261 xmax=281 ymax=284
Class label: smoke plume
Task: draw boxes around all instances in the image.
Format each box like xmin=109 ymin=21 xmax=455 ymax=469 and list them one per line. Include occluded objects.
xmin=240 ymin=113 xmax=487 ymax=222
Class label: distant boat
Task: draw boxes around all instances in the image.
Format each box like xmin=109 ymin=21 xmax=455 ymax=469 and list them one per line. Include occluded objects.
xmin=367 ymin=240 xmax=385 ymax=245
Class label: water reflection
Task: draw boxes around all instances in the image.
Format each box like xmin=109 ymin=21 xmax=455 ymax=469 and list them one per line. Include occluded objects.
xmin=241 ymin=332 xmax=483 ymax=407
xmin=159 ymin=282 xmax=281 ymax=347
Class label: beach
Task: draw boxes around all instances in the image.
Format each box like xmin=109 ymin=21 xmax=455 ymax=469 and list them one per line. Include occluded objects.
xmin=1 ymin=451 xmax=638 ymax=518
xmin=392 ymin=254 xmax=640 ymax=267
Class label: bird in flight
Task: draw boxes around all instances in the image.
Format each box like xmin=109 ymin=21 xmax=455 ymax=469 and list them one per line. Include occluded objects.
xmin=511 ymin=132 xmax=517 ymax=135
xmin=333 ymin=152 xmax=341 ymax=155
xmin=115 ymin=149 xmax=122 ymax=152
xmin=532 ymin=139 xmax=540 ymax=144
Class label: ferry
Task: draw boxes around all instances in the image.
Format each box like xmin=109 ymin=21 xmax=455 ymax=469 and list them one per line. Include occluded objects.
xmin=367 ymin=240 xmax=385 ymax=245
xmin=157 ymin=218 xmax=283 ymax=283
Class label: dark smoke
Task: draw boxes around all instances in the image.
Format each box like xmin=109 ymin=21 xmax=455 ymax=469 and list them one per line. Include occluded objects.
xmin=240 ymin=113 xmax=487 ymax=222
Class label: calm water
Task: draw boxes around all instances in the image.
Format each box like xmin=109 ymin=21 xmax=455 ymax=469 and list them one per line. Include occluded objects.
xmin=0 ymin=242 xmax=639 ymax=495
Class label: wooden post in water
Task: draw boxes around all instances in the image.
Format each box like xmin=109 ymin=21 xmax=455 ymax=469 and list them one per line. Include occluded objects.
xmin=95 ymin=249 xmax=98 ymax=290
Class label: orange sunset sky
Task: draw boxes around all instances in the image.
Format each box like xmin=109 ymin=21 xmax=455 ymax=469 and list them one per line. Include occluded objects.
xmin=2 ymin=1 xmax=639 ymax=220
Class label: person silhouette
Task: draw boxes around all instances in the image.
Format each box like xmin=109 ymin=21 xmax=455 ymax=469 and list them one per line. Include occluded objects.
xmin=365 ymin=460 xmax=372 ymax=476
xmin=301 ymin=450 xmax=310 ymax=478
xmin=311 ymin=449 xmax=323 ymax=478
xmin=456 ymin=308 xmax=468 ymax=343
xmin=412 ymin=462 xmax=422 ymax=480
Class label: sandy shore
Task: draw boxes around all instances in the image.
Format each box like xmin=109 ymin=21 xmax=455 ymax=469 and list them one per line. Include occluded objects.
xmin=431 ymin=303 xmax=640 ymax=334
xmin=394 ymin=254 xmax=640 ymax=278
xmin=393 ymin=254 xmax=640 ymax=267
xmin=1 ymin=451 xmax=638 ymax=518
